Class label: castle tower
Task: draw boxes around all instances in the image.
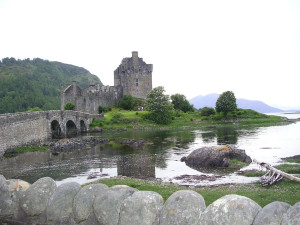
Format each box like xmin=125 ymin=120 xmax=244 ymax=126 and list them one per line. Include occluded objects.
xmin=114 ymin=51 xmax=153 ymax=99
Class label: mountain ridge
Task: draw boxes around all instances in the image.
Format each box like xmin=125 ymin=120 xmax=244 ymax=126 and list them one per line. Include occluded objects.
xmin=189 ymin=93 xmax=284 ymax=113
xmin=0 ymin=57 xmax=102 ymax=113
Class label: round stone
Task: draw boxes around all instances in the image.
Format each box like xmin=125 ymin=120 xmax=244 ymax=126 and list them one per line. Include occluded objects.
xmin=159 ymin=190 xmax=206 ymax=225
xmin=199 ymin=194 xmax=261 ymax=225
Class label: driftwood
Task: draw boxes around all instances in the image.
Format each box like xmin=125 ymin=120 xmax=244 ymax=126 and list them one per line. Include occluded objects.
xmin=253 ymin=159 xmax=300 ymax=186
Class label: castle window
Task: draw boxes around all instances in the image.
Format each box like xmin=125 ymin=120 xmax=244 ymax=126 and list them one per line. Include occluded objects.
xmin=136 ymin=79 xmax=139 ymax=86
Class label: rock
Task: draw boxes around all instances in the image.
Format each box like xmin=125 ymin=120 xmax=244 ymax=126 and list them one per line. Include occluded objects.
xmin=0 ymin=175 xmax=19 ymax=218
xmin=20 ymin=177 xmax=56 ymax=217
xmin=118 ymin=191 xmax=163 ymax=225
xmin=199 ymin=194 xmax=261 ymax=225
xmin=281 ymin=202 xmax=300 ymax=225
xmin=93 ymin=185 xmax=138 ymax=225
xmin=88 ymin=127 xmax=103 ymax=133
xmin=253 ymin=201 xmax=290 ymax=225
xmin=46 ymin=182 xmax=81 ymax=224
xmin=8 ymin=179 xmax=31 ymax=192
xmin=73 ymin=183 xmax=108 ymax=223
xmin=184 ymin=145 xmax=252 ymax=169
xmin=159 ymin=190 xmax=206 ymax=225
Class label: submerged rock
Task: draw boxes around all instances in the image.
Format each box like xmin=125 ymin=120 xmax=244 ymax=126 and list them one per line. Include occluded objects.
xmin=182 ymin=145 xmax=251 ymax=169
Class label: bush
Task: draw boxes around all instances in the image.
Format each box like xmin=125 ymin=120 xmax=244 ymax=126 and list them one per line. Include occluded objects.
xmin=98 ymin=105 xmax=107 ymax=114
xmin=111 ymin=112 xmax=124 ymax=124
xmin=28 ymin=107 xmax=42 ymax=112
xmin=118 ymin=94 xmax=136 ymax=110
xmin=199 ymin=107 xmax=216 ymax=117
xmin=171 ymin=94 xmax=194 ymax=113
xmin=64 ymin=102 xmax=75 ymax=110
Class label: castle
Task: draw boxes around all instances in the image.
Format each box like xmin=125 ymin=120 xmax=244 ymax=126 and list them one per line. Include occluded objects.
xmin=60 ymin=52 xmax=153 ymax=114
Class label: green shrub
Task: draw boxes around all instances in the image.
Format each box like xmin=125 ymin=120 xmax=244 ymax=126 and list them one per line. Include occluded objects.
xmin=199 ymin=107 xmax=216 ymax=117
xmin=28 ymin=107 xmax=42 ymax=112
xmin=111 ymin=112 xmax=124 ymax=124
xmin=98 ymin=105 xmax=107 ymax=114
xmin=118 ymin=94 xmax=136 ymax=110
xmin=64 ymin=102 xmax=75 ymax=110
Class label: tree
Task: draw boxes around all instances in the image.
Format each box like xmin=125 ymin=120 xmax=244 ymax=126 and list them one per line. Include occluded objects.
xmin=146 ymin=86 xmax=174 ymax=124
xmin=118 ymin=94 xmax=136 ymax=110
xmin=64 ymin=102 xmax=75 ymax=110
xmin=171 ymin=94 xmax=194 ymax=113
xmin=215 ymin=91 xmax=237 ymax=116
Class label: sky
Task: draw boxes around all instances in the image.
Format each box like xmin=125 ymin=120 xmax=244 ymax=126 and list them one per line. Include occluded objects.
xmin=0 ymin=0 xmax=300 ymax=110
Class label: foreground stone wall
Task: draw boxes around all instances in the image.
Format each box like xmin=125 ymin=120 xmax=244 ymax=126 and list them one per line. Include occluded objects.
xmin=0 ymin=175 xmax=299 ymax=225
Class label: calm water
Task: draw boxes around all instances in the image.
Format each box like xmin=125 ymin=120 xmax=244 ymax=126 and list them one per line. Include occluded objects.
xmin=0 ymin=113 xmax=299 ymax=186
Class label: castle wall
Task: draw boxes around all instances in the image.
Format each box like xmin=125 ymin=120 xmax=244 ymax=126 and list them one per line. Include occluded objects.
xmin=61 ymin=52 xmax=152 ymax=114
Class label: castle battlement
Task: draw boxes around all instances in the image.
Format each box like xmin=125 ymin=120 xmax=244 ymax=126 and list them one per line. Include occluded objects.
xmin=61 ymin=52 xmax=152 ymax=114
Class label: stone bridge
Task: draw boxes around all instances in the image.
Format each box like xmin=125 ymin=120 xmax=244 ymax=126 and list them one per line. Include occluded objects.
xmin=0 ymin=110 xmax=103 ymax=157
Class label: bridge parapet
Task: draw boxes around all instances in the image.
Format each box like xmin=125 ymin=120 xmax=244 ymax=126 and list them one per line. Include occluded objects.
xmin=0 ymin=110 xmax=103 ymax=157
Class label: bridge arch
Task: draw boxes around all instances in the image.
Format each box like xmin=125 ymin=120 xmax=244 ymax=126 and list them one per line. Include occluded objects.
xmin=50 ymin=120 xmax=62 ymax=138
xmin=80 ymin=120 xmax=87 ymax=133
xmin=66 ymin=120 xmax=77 ymax=137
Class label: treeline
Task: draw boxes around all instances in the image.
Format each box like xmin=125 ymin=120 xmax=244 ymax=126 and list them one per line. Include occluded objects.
xmin=0 ymin=57 xmax=102 ymax=113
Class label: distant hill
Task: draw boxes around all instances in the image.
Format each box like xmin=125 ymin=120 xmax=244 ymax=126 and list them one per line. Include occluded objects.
xmin=189 ymin=93 xmax=283 ymax=113
xmin=0 ymin=57 xmax=102 ymax=113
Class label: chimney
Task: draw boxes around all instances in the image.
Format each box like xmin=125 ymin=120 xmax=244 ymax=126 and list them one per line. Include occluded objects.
xmin=132 ymin=51 xmax=139 ymax=68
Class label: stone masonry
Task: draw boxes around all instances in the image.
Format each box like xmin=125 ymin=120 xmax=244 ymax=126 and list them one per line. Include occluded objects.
xmin=61 ymin=52 xmax=153 ymax=114
xmin=0 ymin=110 xmax=103 ymax=157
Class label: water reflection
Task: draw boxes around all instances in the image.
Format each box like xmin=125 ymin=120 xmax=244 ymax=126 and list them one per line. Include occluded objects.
xmin=0 ymin=117 xmax=299 ymax=186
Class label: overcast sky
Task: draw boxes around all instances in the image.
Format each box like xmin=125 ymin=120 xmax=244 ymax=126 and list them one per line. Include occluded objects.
xmin=0 ymin=0 xmax=299 ymax=109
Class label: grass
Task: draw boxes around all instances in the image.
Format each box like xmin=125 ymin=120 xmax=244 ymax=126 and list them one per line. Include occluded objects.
xmin=89 ymin=108 xmax=287 ymax=130
xmin=4 ymin=145 xmax=50 ymax=157
xmin=89 ymin=177 xmax=300 ymax=207
xmin=240 ymin=171 xmax=266 ymax=177
xmin=275 ymin=164 xmax=300 ymax=174
xmin=228 ymin=159 xmax=248 ymax=169
xmin=282 ymin=158 xmax=300 ymax=164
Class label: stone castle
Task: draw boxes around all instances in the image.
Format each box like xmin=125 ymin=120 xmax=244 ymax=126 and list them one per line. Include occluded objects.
xmin=60 ymin=52 xmax=153 ymax=114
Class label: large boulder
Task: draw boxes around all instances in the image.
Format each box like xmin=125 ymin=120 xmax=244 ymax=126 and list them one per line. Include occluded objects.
xmin=93 ymin=185 xmax=138 ymax=225
xmin=199 ymin=194 xmax=261 ymax=225
xmin=183 ymin=145 xmax=251 ymax=169
xmin=73 ymin=183 xmax=108 ymax=224
xmin=46 ymin=182 xmax=81 ymax=224
xmin=281 ymin=202 xmax=300 ymax=225
xmin=253 ymin=201 xmax=290 ymax=225
xmin=118 ymin=191 xmax=163 ymax=225
xmin=159 ymin=190 xmax=206 ymax=225
xmin=20 ymin=177 xmax=56 ymax=217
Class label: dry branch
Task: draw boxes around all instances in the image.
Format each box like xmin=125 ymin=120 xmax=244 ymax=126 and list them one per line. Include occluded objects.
xmin=253 ymin=159 xmax=300 ymax=185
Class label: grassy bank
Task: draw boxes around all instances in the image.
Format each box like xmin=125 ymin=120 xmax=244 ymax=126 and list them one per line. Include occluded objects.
xmin=89 ymin=177 xmax=300 ymax=207
xmin=4 ymin=145 xmax=50 ymax=157
xmin=89 ymin=108 xmax=287 ymax=130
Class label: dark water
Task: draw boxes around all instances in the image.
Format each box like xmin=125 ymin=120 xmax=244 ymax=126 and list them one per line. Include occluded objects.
xmin=0 ymin=113 xmax=299 ymax=186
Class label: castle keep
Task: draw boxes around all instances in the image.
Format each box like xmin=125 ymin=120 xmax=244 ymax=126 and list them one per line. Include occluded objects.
xmin=60 ymin=52 xmax=153 ymax=114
